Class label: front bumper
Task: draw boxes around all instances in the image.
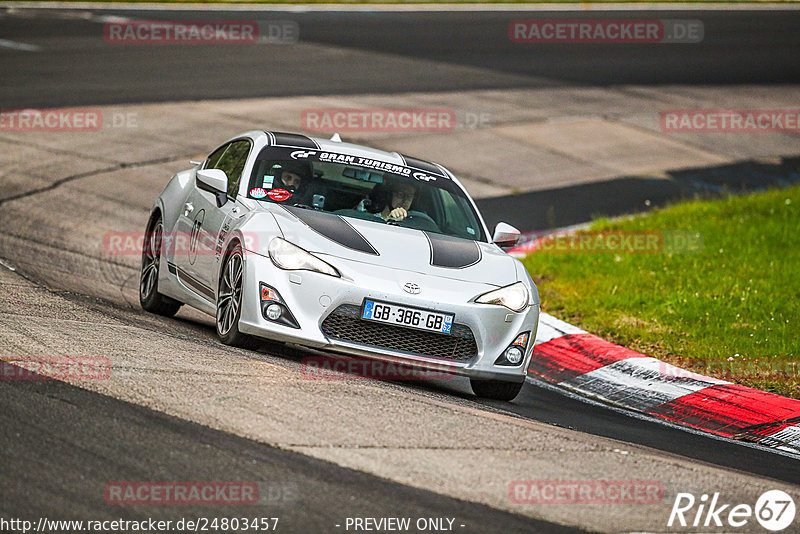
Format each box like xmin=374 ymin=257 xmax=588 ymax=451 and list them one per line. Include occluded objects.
xmin=238 ymin=251 xmax=539 ymax=382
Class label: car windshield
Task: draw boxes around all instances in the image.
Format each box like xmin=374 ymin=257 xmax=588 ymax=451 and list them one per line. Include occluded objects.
xmin=246 ymin=148 xmax=486 ymax=242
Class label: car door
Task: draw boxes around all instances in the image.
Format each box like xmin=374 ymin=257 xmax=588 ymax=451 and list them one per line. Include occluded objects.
xmin=171 ymin=142 xmax=227 ymax=291
xmin=174 ymin=139 xmax=251 ymax=302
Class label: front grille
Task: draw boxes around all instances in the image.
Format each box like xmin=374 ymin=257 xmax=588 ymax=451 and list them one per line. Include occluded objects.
xmin=321 ymin=304 xmax=477 ymax=362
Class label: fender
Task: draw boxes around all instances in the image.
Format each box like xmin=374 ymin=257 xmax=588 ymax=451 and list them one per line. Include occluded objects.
xmin=211 ymin=211 xmax=283 ymax=297
xmin=162 ymin=170 xmax=196 ymax=230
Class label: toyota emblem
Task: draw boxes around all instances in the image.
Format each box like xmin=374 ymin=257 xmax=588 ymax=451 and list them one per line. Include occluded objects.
xmin=403 ymin=282 xmax=421 ymax=294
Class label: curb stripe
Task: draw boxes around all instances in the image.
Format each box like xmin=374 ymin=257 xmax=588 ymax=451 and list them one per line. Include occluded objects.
xmin=646 ymin=384 xmax=800 ymax=437
xmin=561 ymin=357 xmax=729 ymax=412
xmin=530 ymin=333 xmax=645 ymax=383
xmin=762 ymin=425 xmax=800 ymax=449
xmin=534 ymin=314 xmax=586 ymax=345
xmin=530 ymin=313 xmax=800 ymax=453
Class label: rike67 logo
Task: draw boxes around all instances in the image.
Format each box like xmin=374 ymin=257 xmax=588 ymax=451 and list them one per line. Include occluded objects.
xmin=669 ymin=490 xmax=796 ymax=531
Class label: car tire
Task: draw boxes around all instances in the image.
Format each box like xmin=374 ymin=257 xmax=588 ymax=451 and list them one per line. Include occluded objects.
xmin=470 ymin=379 xmax=524 ymax=401
xmin=216 ymin=244 xmax=258 ymax=349
xmin=140 ymin=215 xmax=183 ymax=317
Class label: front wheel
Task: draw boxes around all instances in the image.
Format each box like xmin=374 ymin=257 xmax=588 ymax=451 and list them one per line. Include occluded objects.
xmin=216 ymin=245 xmax=258 ymax=349
xmin=140 ymin=216 xmax=182 ymax=317
xmin=470 ymin=379 xmax=524 ymax=401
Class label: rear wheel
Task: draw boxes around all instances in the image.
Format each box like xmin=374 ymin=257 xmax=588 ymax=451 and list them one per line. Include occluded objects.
xmin=139 ymin=216 xmax=182 ymax=317
xmin=216 ymin=245 xmax=258 ymax=349
xmin=470 ymin=379 xmax=524 ymax=401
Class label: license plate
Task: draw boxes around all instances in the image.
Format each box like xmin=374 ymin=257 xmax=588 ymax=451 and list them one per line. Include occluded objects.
xmin=362 ymin=299 xmax=453 ymax=335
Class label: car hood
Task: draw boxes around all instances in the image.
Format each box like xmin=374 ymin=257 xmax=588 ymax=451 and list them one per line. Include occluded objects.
xmin=267 ymin=206 xmax=517 ymax=286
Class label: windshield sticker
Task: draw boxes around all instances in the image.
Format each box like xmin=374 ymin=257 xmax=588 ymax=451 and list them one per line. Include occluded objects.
xmin=267 ymin=188 xmax=293 ymax=202
xmin=290 ymin=150 xmax=317 ymax=160
xmin=412 ymin=171 xmax=438 ymax=182
xmin=317 ymin=151 xmax=436 ymax=178
xmin=250 ymin=187 xmax=267 ymax=199
xmin=267 ymin=146 xmax=451 ymax=181
xmin=319 ymin=152 xmax=356 ymax=165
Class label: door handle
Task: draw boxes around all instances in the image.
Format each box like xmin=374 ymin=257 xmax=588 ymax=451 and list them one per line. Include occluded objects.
xmin=184 ymin=202 xmax=194 ymax=216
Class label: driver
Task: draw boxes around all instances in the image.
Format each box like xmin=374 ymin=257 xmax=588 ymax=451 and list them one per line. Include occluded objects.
xmin=380 ymin=180 xmax=417 ymax=222
xmin=277 ymin=162 xmax=311 ymax=192
xmin=275 ymin=161 xmax=314 ymax=204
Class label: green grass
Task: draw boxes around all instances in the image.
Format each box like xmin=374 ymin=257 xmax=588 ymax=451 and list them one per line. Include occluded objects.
xmin=523 ymin=184 xmax=799 ymax=399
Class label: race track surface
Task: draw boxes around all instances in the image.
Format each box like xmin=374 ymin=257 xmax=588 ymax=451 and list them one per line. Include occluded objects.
xmin=1 ymin=8 xmax=799 ymax=107
xmin=1 ymin=6 xmax=799 ymax=533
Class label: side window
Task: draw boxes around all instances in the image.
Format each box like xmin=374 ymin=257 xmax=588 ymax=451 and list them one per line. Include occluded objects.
xmin=215 ymin=140 xmax=251 ymax=198
xmin=205 ymin=144 xmax=228 ymax=170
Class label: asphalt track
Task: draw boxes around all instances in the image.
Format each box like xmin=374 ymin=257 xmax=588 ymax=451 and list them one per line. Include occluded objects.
xmin=1 ymin=6 xmax=800 ymax=533
xmin=1 ymin=8 xmax=800 ymax=108
xmin=0 ymin=361 xmax=576 ymax=534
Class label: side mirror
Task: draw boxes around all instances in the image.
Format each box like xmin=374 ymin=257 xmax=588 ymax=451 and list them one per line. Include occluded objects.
xmin=492 ymin=222 xmax=521 ymax=249
xmin=196 ymin=169 xmax=229 ymax=207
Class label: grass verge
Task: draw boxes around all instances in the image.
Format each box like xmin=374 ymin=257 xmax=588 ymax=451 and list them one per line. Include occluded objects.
xmin=523 ymin=184 xmax=799 ymax=399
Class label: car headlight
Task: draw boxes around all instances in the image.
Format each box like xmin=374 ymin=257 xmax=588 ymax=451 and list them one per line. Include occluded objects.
xmin=268 ymin=237 xmax=340 ymax=277
xmin=475 ymin=281 xmax=529 ymax=312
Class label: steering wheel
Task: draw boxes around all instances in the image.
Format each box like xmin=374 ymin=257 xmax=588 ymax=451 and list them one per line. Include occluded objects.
xmin=390 ymin=211 xmax=440 ymax=232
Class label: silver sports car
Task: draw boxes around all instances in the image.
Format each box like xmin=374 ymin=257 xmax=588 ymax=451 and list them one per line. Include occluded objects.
xmin=140 ymin=131 xmax=539 ymax=400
